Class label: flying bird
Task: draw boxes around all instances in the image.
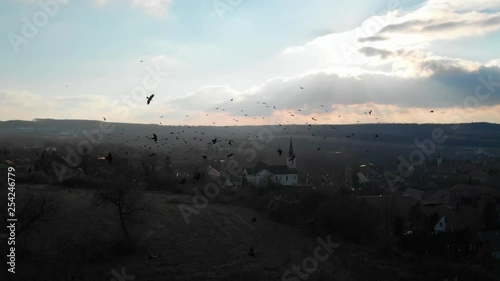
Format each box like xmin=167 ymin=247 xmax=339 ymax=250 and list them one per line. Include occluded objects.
xmin=146 ymin=94 xmax=154 ymax=105
xmin=251 ymin=217 xmax=257 ymax=223
xmin=152 ymin=133 xmax=158 ymax=142
xmin=368 ymin=110 xmax=372 ymax=115
xmin=248 ymin=247 xmax=256 ymax=258
xmin=277 ymin=148 xmax=283 ymax=156
xmin=308 ymin=217 xmax=317 ymax=226
xmin=227 ymin=153 xmax=233 ymax=158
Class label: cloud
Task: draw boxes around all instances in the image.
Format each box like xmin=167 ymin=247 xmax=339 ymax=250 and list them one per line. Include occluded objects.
xmin=93 ymin=0 xmax=173 ymax=17
xmin=13 ymin=0 xmax=69 ymax=4
xmin=360 ymin=1 xmax=500 ymax=48
xmin=160 ymin=65 xmax=500 ymax=122
xmin=94 ymin=0 xmax=110 ymax=6
xmin=0 ymin=91 xmax=113 ymax=121
xmin=130 ymin=0 xmax=172 ymax=17
xmin=359 ymin=47 xmax=392 ymax=59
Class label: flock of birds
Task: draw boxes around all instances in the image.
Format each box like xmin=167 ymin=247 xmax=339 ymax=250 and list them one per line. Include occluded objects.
xmin=105 ymin=91 xmax=373 ymax=158
xmin=62 ymin=80 xmax=446 ymax=262
xmin=93 ymin=87 xmax=442 ymax=179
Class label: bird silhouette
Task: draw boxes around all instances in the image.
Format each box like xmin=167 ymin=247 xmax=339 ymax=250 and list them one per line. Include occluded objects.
xmin=430 ymin=110 xmax=434 ymax=113
xmin=277 ymin=148 xmax=283 ymax=156
xmin=227 ymin=153 xmax=234 ymax=158
xmin=146 ymin=94 xmax=155 ymax=105
xmin=251 ymin=217 xmax=257 ymax=223
xmin=152 ymin=133 xmax=158 ymax=142
xmin=248 ymin=247 xmax=256 ymax=258
xmin=202 ymin=155 xmax=207 ymax=160
xmin=147 ymin=250 xmax=161 ymax=259
xmin=106 ymin=152 xmax=113 ymax=164
xmin=212 ymin=138 xmax=217 ymax=144
xmin=368 ymin=110 xmax=372 ymax=115
xmin=423 ymin=203 xmax=444 ymax=208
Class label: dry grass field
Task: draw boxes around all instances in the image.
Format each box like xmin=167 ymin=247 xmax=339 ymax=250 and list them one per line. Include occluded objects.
xmin=2 ymin=183 xmax=498 ymax=281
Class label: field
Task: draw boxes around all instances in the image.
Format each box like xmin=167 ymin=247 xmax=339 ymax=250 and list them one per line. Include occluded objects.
xmin=3 ymin=183 xmax=499 ymax=281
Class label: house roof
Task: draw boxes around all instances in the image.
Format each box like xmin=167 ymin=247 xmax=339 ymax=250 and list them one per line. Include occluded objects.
xmin=244 ymin=161 xmax=297 ymax=176
xmin=477 ymin=232 xmax=500 ymax=251
xmin=403 ymin=188 xmax=425 ymax=201
xmin=434 ymin=215 xmax=453 ymax=231
xmin=426 ymin=189 xmax=456 ymax=205
xmin=450 ymin=184 xmax=497 ymax=198
xmin=207 ymin=165 xmax=220 ymax=177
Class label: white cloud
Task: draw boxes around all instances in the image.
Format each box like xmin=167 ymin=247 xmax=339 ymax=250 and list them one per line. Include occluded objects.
xmin=130 ymin=0 xmax=172 ymax=17
xmin=94 ymin=0 xmax=110 ymax=6
xmin=92 ymin=0 xmax=172 ymax=17
xmin=267 ymin=0 xmax=500 ymax=80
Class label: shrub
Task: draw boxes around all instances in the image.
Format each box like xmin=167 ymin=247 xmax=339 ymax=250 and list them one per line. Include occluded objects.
xmin=60 ymin=175 xmax=103 ymax=188
xmin=219 ymin=271 xmax=262 ymax=281
xmin=16 ymin=171 xmax=51 ymax=184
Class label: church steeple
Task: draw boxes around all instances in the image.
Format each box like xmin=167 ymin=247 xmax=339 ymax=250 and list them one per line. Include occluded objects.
xmin=286 ymin=137 xmax=296 ymax=168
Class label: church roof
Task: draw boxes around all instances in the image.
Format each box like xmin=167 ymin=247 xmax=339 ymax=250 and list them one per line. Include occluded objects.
xmin=244 ymin=161 xmax=297 ymax=176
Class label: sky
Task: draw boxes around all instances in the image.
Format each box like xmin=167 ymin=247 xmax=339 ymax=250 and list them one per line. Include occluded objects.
xmin=1 ymin=0 xmax=500 ymax=126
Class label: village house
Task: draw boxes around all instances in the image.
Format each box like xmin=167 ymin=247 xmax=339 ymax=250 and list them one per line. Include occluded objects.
xmin=434 ymin=215 xmax=453 ymax=233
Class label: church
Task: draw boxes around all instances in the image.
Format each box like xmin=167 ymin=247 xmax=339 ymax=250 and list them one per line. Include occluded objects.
xmin=242 ymin=138 xmax=298 ymax=187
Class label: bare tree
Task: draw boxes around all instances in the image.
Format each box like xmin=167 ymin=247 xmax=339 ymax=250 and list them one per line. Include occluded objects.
xmin=93 ymin=176 xmax=149 ymax=240
xmin=0 ymin=187 xmax=59 ymax=257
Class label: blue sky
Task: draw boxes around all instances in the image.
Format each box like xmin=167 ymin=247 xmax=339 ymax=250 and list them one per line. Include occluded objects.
xmin=1 ymin=0 xmax=499 ymax=125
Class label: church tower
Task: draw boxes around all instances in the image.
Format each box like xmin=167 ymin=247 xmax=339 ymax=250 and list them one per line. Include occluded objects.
xmin=286 ymin=137 xmax=296 ymax=168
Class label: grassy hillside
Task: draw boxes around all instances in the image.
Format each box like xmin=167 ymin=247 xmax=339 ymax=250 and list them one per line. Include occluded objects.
xmin=2 ymin=184 xmax=499 ymax=281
